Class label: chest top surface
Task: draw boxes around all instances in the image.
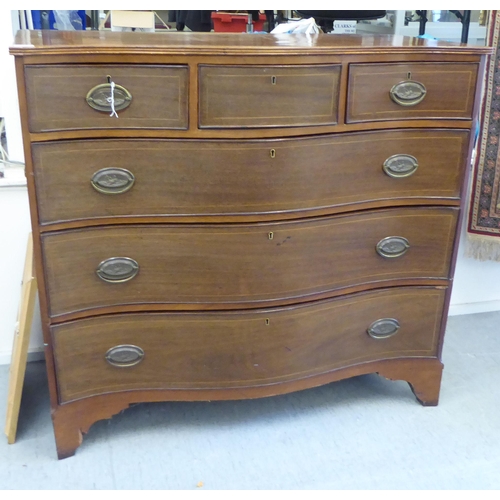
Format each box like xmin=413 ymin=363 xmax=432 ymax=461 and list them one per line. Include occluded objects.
xmin=10 ymin=30 xmax=492 ymax=56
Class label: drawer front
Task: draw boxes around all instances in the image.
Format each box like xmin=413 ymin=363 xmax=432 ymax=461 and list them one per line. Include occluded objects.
xmin=347 ymin=63 xmax=478 ymax=123
xmin=52 ymin=287 xmax=446 ymax=403
xmin=199 ymin=64 xmax=340 ymax=128
xmin=41 ymin=208 xmax=457 ymax=317
xmin=33 ymin=130 xmax=468 ymax=225
xmin=25 ymin=65 xmax=189 ymax=132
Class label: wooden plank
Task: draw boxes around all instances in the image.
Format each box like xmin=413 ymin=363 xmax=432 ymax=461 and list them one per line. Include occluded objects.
xmin=4 ymin=233 xmax=37 ymax=444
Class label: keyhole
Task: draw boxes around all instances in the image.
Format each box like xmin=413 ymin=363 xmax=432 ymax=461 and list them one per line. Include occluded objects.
xmin=407 ymin=72 xmax=412 ymax=80
xmin=271 ymin=76 xmax=277 ymax=85
xmin=270 ymin=149 xmax=276 ymax=158
xmin=265 ymin=318 xmax=270 ymax=325
xmin=106 ymin=75 xmax=112 ymax=83
xmin=268 ymin=232 xmax=274 ymax=240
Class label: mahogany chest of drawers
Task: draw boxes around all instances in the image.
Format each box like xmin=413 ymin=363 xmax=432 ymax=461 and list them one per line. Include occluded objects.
xmin=10 ymin=31 xmax=489 ymax=459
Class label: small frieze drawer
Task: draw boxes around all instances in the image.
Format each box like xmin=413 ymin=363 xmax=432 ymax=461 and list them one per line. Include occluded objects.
xmin=24 ymin=64 xmax=189 ymax=132
xmin=41 ymin=207 xmax=458 ymax=318
xmin=199 ymin=64 xmax=341 ymax=128
xmin=347 ymin=62 xmax=478 ymax=123
xmin=51 ymin=286 xmax=446 ymax=403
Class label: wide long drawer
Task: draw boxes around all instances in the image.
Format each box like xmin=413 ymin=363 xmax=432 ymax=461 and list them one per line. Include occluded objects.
xmin=199 ymin=64 xmax=341 ymax=128
xmin=51 ymin=287 xmax=446 ymax=403
xmin=25 ymin=64 xmax=189 ymax=132
xmin=41 ymin=207 xmax=458 ymax=318
xmin=32 ymin=130 xmax=468 ymax=225
xmin=347 ymin=62 xmax=478 ymax=123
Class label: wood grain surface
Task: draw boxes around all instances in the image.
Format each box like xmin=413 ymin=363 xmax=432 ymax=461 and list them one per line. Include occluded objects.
xmin=51 ymin=286 xmax=446 ymax=403
xmin=32 ymin=130 xmax=468 ymax=226
xmin=348 ymin=62 xmax=478 ymax=122
xmin=199 ymin=64 xmax=340 ymax=128
xmin=41 ymin=207 xmax=458 ymax=318
xmin=25 ymin=64 xmax=189 ymax=132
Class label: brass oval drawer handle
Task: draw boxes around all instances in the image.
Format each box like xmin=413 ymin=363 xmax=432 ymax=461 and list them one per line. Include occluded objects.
xmin=376 ymin=236 xmax=410 ymax=258
xmin=96 ymin=257 xmax=139 ymax=283
xmin=91 ymin=168 xmax=135 ymax=195
xmin=367 ymin=318 xmax=400 ymax=339
xmin=389 ymin=80 xmax=427 ymax=106
xmin=383 ymin=154 xmax=418 ymax=178
xmin=105 ymin=345 xmax=144 ymax=367
xmin=86 ymin=82 xmax=132 ymax=113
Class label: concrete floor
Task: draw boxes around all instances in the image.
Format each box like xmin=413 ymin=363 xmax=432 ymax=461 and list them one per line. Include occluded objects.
xmin=1 ymin=310 xmax=499 ymax=489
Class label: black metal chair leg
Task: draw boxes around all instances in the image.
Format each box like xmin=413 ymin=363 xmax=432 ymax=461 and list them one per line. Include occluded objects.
xmin=90 ymin=10 xmax=99 ymax=30
xmin=416 ymin=10 xmax=428 ymax=36
xmin=450 ymin=10 xmax=472 ymax=44
xmin=461 ymin=10 xmax=471 ymax=43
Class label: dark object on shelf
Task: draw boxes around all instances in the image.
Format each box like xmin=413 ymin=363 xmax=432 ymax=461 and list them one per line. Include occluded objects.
xmin=90 ymin=10 xmax=99 ymax=30
xmin=168 ymin=11 xmax=212 ymax=32
xmin=416 ymin=10 xmax=428 ymax=36
xmin=417 ymin=10 xmax=472 ymax=43
xmin=296 ymin=10 xmax=387 ymax=33
xmin=265 ymin=10 xmax=275 ymax=32
xmin=450 ymin=10 xmax=472 ymax=43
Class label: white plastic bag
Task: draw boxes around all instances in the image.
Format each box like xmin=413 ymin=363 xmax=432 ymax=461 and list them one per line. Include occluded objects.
xmin=271 ymin=17 xmax=321 ymax=34
xmin=53 ymin=10 xmax=83 ymax=30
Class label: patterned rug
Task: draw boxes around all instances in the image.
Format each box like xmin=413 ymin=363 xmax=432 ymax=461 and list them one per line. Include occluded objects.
xmin=467 ymin=10 xmax=500 ymax=261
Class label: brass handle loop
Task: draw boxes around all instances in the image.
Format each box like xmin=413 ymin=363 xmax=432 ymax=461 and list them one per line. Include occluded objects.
xmin=86 ymin=80 xmax=132 ymax=113
xmin=367 ymin=318 xmax=400 ymax=339
xmin=106 ymin=345 xmax=144 ymax=367
xmin=91 ymin=168 xmax=135 ymax=195
xmin=389 ymin=80 xmax=427 ymax=106
xmin=383 ymin=154 xmax=419 ymax=178
xmin=96 ymin=257 xmax=139 ymax=283
xmin=376 ymin=236 xmax=410 ymax=259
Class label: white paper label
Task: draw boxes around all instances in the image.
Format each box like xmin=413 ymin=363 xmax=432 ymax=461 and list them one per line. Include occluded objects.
xmin=332 ymin=20 xmax=357 ymax=34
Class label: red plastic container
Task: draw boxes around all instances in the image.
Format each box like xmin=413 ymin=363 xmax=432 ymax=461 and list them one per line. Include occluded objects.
xmin=211 ymin=12 xmax=266 ymax=32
